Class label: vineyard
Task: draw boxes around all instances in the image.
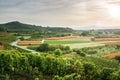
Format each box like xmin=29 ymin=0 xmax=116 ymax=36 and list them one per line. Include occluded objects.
xmin=1 ymin=3 xmax=120 ymax=80
xmin=0 ymin=51 xmax=120 ymax=80
xmin=0 ymin=24 xmax=120 ymax=80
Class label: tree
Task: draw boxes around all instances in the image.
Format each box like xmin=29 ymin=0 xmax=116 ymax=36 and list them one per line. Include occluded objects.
xmin=88 ymin=50 xmax=98 ymax=54
xmin=115 ymin=56 xmax=120 ymax=63
xmin=19 ymin=36 xmax=24 ymax=41
xmin=37 ymin=43 xmax=49 ymax=52
xmin=75 ymin=50 xmax=86 ymax=57
xmin=54 ymin=49 xmax=62 ymax=56
xmin=64 ymin=46 xmax=70 ymax=51
xmin=81 ymin=31 xmax=91 ymax=36
xmin=0 ymin=26 xmax=7 ymax=32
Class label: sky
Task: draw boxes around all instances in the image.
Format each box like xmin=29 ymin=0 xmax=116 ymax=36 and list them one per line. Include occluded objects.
xmin=0 ymin=0 xmax=120 ymax=29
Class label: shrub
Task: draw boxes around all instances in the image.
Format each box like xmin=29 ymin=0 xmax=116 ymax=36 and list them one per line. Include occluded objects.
xmin=37 ymin=43 xmax=49 ymax=52
xmin=54 ymin=49 xmax=62 ymax=56
xmin=115 ymin=56 xmax=120 ymax=63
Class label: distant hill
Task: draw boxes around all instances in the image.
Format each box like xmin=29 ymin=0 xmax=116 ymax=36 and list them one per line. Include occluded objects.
xmin=94 ymin=29 xmax=120 ymax=35
xmin=0 ymin=21 xmax=74 ymax=33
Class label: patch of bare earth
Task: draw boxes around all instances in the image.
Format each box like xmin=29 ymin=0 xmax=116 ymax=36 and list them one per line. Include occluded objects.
xmin=95 ymin=38 xmax=120 ymax=41
xmin=103 ymin=52 xmax=120 ymax=59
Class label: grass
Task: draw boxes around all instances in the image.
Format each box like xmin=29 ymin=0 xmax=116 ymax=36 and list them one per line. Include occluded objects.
xmin=65 ymin=42 xmax=105 ymax=49
xmin=45 ymin=40 xmax=105 ymax=49
xmin=79 ymin=56 xmax=120 ymax=68
xmin=0 ymin=32 xmax=16 ymax=49
xmin=45 ymin=40 xmax=90 ymax=45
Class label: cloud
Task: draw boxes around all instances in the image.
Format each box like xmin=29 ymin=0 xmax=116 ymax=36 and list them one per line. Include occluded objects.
xmin=0 ymin=0 xmax=120 ymax=29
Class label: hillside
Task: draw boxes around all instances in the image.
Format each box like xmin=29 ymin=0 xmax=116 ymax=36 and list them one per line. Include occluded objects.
xmin=0 ymin=21 xmax=74 ymax=33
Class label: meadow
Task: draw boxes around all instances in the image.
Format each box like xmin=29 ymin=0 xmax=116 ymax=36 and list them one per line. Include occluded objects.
xmin=45 ymin=40 xmax=90 ymax=45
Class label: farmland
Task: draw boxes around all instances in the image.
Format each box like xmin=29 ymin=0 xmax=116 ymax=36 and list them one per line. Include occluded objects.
xmin=18 ymin=41 xmax=42 ymax=46
xmin=101 ymin=41 xmax=120 ymax=46
xmin=44 ymin=36 xmax=105 ymax=48
xmin=65 ymin=42 xmax=105 ymax=49
xmin=95 ymin=38 xmax=120 ymax=41
xmin=45 ymin=40 xmax=90 ymax=45
xmin=45 ymin=40 xmax=105 ymax=49
xmin=46 ymin=36 xmax=92 ymax=41
xmin=1 ymin=21 xmax=120 ymax=80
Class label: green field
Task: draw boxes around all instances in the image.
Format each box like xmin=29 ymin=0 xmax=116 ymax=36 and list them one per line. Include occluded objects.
xmin=65 ymin=42 xmax=105 ymax=49
xmin=45 ymin=40 xmax=105 ymax=49
xmin=45 ymin=40 xmax=90 ymax=45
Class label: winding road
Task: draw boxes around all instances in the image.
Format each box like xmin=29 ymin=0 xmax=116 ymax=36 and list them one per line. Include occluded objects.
xmin=10 ymin=40 xmax=39 ymax=53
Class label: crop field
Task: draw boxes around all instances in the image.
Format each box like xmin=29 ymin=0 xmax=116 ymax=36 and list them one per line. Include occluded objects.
xmin=101 ymin=41 xmax=120 ymax=46
xmin=18 ymin=41 xmax=42 ymax=46
xmin=103 ymin=52 xmax=120 ymax=59
xmin=45 ymin=36 xmax=106 ymax=48
xmin=45 ymin=39 xmax=105 ymax=48
xmin=95 ymin=38 xmax=120 ymax=41
xmin=45 ymin=40 xmax=90 ymax=45
xmin=46 ymin=36 xmax=92 ymax=41
xmin=65 ymin=42 xmax=105 ymax=49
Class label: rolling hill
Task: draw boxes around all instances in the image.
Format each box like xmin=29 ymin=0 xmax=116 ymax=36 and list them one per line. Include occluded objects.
xmin=0 ymin=21 xmax=74 ymax=33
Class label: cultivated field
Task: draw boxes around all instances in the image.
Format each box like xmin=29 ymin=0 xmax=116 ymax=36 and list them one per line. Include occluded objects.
xmin=95 ymin=38 xmax=120 ymax=41
xmin=45 ymin=40 xmax=90 ymax=45
xmin=65 ymin=42 xmax=105 ymax=49
xmin=101 ymin=41 xmax=120 ymax=46
xmin=46 ymin=36 xmax=92 ymax=41
xmin=18 ymin=41 xmax=42 ymax=46
xmin=45 ymin=36 xmax=106 ymax=48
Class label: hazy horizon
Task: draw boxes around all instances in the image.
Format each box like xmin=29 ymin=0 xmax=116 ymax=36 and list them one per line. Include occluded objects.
xmin=0 ymin=0 xmax=120 ymax=29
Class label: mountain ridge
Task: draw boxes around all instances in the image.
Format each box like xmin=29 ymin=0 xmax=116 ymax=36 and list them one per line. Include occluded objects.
xmin=0 ymin=21 xmax=74 ymax=33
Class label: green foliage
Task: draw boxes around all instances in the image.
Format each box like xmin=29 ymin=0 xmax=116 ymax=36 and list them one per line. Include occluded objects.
xmin=73 ymin=45 xmax=120 ymax=57
xmin=74 ymin=49 xmax=86 ymax=57
xmin=88 ymin=50 xmax=98 ymax=54
xmin=19 ymin=36 xmax=24 ymax=41
xmin=0 ymin=50 xmax=120 ymax=80
xmin=81 ymin=31 xmax=91 ymax=36
xmin=37 ymin=43 xmax=49 ymax=52
xmin=0 ymin=32 xmax=16 ymax=49
xmin=54 ymin=49 xmax=62 ymax=56
xmin=80 ymin=56 xmax=120 ymax=69
xmin=100 ymin=68 xmax=114 ymax=80
xmin=115 ymin=56 xmax=120 ymax=63
xmin=52 ymin=75 xmax=62 ymax=80
xmin=1 ymin=21 xmax=74 ymax=33
xmin=45 ymin=40 xmax=89 ymax=45
xmin=0 ymin=26 xmax=7 ymax=32
xmin=36 ymin=43 xmax=70 ymax=53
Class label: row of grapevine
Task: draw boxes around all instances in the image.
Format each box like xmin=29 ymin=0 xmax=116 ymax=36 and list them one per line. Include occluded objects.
xmin=0 ymin=50 xmax=120 ymax=80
